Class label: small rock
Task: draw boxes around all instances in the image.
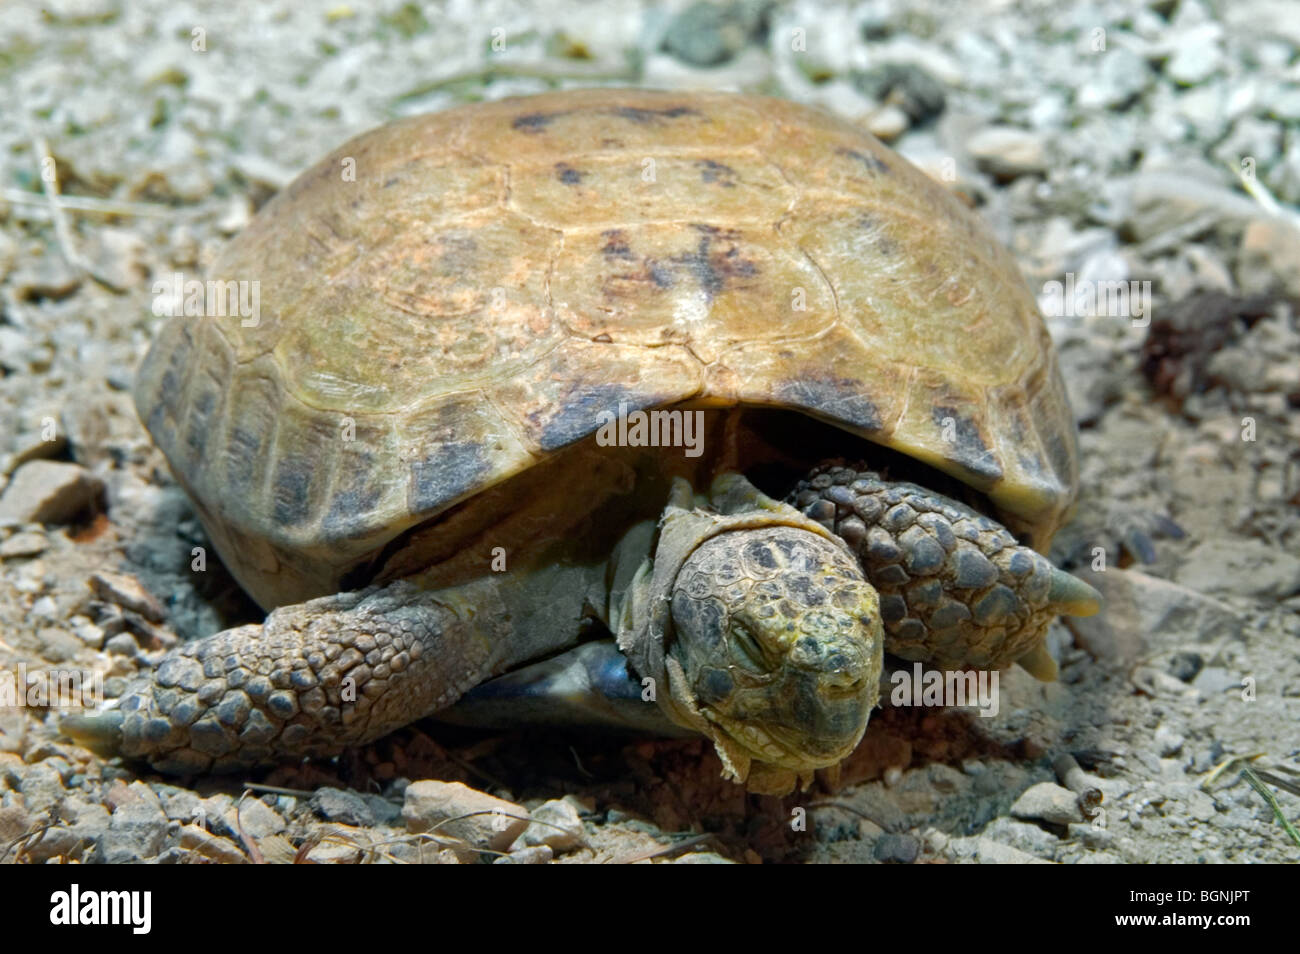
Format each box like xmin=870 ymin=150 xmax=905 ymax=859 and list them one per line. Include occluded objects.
xmin=852 ymin=62 xmax=946 ymax=123
xmin=494 ymin=844 xmax=554 ymax=864
xmin=402 ymin=780 xmax=529 ymax=857
xmin=86 ymin=227 xmax=149 ymax=290
xmin=38 ymin=627 xmax=82 ymax=663
xmin=1066 ymin=568 xmax=1240 ymax=663
xmin=866 ymin=105 xmax=910 ymax=141
xmin=222 ymin=798 xmax=286 ymax=840
xmin=89 ymin=571 xmax=166 ymax=622
xmin=0 ymin=461 xmax=103 ymax=525
xmin=1168 ymin=651 xmax=1203 ymax=682
xmin=99 ymin=780 xmax=168 ymax=862
xmin=1010 ymin=782 xmax=1085 ymax=825
xmin=1154 ymin=725 xmax=1185 ymax=757
xmin=1076 ymin=48 xmax=1151 ymax=109
xmin=513 ymin=798 xmax=584 ymax=853
xmin=175 ymin=824 xmax=249 ymax=863
xmin=1163 ymin=23 xmax=1223 ymax=86
xmin=104 ymin=632 xmax=139 ymax=656
xmin=9 ymin=257 xmax=82 ymax=301
xmin=660 ymin=0 xmax=761 ymax=67
xmin=966 ymin=126 xmax=1048 ymax=179
xmin=1177 ymin=539 xmax=1300 ymax=600
xmin=310 ymin=786 xmax=376 ymax=827
xmin=873 ymin=832 xmax=920 ymax=863
xmin=1192 ymin=666 xmax=1240 ymax=695
xmin=672 ymin=851 xmax=736 ymax=864
xmin=0 ymin=531 xmax=47 ymax=558
xmin=973 ymin=837 xmax=1052 ymax=864
xmin=1237 ymin=218 xmax=1300 ymax=298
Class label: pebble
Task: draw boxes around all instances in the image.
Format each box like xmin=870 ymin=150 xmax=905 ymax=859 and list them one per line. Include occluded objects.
xmin=0 ymin=460 xmax=103 ymax=525
xmin=494 ymin=844 xmax=554 ymax=864
xmin=852 ymin=62 xmax=946 ymax=123
xmin=222 ymin=798 xmax=286 ymax=840
xmin=310 ymin=786 xmax=377 ymax=827
xmin=873 ymin=832 xmax=920 ymax=863
xmin=660 ymin=0 xmax=759 ymax=67
xmin=1163 ymin=23 xmax=1224 ymax=86
xmin=972 ymin=837 xmax=1052 ymax=864
xmin=1010 ymin=782 xmax=1085 ymax=825
xmin=965 ymin=126 xmax=1048 ymax=179
xmin=1236 ymin=219 xmax=1300 ymax=298
xmin=402 ymin=780 xmax=529 ymax=857
xmin=513 ymin=797 xmax=585 ymax=853
xmin=99 ymin=781 xmax=168 ymax=862
xmin=38 ymin=626 xmax=82 ymax=663
xmin=0 ymin=530 xmax=48 ymax=558
xmin=175 ymin=824 xmax=249 ymax=863
xmin=89 ymin=571 xmax=166 ymax=622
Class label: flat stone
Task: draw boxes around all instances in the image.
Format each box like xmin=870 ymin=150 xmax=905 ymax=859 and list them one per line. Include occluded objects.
xmin=1177 ymin=539 xmax=1300 ymax=600
xmin=873 ymin=832 xmax=920 ymax=863
xmin=310 ymin=786 xmax=376 ymax=827
xmin=513 ymin=798 xmax=584 ymax=853
xmin=0 ymin=531 xmax=48 ymax=558
xmin=89 ymin=571 xmax=166 ymax=622
xmin=1066 ymin=567 xmax=1241 ymax=663
xmin=0 ymin=460 xmax=103 ymax=525
xmin=966 ymin=126 xmax=1048 ymax=178
xmin=403 ymin=780 xmax=529 ymax=858
xmin=1010 ymin=781 xmax=1085 ymax=825
xmin=175 ymin=824 xmax=249 ymax=863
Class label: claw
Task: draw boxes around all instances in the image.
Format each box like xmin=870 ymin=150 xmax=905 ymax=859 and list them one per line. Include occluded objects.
xmin=60 ymin=709 xmax=124 ymax=759
xmin=1048 ymin=567 xmax=1102 ymax=617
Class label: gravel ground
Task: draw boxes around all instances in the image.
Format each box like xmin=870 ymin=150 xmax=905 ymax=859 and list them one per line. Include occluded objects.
xmin=0 ymin=0 xmax=1297 ymax=864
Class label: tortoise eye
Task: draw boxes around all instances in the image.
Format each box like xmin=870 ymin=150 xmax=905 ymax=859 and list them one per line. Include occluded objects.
xmin=730 ymin=625 xmax=769 ymax=673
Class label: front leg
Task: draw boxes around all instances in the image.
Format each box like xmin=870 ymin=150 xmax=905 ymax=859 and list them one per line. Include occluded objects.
xmin=790 ymin=466 xmax=1100 ymax=675
xmin=63 ymin=579 xmax=512 ymax=774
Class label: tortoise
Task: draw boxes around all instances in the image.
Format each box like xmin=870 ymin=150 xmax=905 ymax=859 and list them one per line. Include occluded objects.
xmin=65 ymin=88 xmax=1100 ymax=795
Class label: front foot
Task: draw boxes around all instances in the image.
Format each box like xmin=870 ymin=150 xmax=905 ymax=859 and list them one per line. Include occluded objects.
xmin=63 ymin=581 xmax=502 ymax=774
xmin=791 ymin=466 xmax=1101 ymax=675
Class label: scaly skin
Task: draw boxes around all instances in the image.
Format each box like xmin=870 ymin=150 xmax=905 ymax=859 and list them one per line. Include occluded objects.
xmin=64 ymin=580 xmax=517 ymax=775
xmin=789 ymin=465 xmax=1100 ymax=673
xmin=63 ymin=468 xmax=1095 ymax=785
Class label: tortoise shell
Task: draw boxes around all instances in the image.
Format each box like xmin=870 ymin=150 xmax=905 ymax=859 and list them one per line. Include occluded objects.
xmin=135 ymin=89 xmax=1078 ymax=610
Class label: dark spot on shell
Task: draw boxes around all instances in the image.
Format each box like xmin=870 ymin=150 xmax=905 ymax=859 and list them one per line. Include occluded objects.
xmin=382 ymin=177 xmax=400 ymax=188
xmin=1044 ymin=429 xmax=1073 ymax=483
xmin=512 ymin=111 xmax=565 ymax=132
xmin=837 ymin=147 xmax=890 ymax=175
xmin=555 ymin=163 xmax=583 ymax=186
xmin=600 ymin=229 xmax=636 ymax=260
xmin=271 ymin=457 xmax=312 ymax=526
xmin=648 ymin=262 xmax=675 ymax=289
xmin=409 ymin=441 xmax=490 ymax=512
xmin=933 ymin=405 xmax=1003 ymax=482
xmin=696 ymin=159 xmax=736 ymax=186
xmin=776 ymin=376 xmax=884 ymax=433
xmin=669 ymin=227 xmax=758 ymax=301
xmin=613 ymin=105 xmax=700 ymax=124
xmin=531 ymin=385 xmax=647 ymax=452
xmin=322 ymin=454 xmax=385 ymax=541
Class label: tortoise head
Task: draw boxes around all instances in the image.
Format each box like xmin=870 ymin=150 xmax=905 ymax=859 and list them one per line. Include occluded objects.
xmin=667 ymin=525 xmax=883 ymax=790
